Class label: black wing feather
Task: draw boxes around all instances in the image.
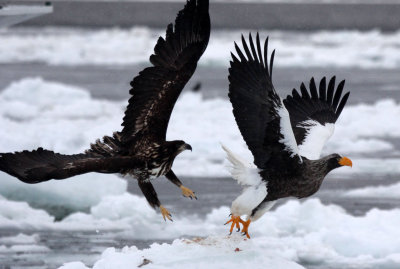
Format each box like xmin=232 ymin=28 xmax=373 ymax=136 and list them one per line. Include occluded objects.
xmin=120 ymin=0 xmax=210 ymax=148
xmin=0 ymin=148 xmax=143 ymax=184
xmin=283 ymin=76 xmax=350 ymax=146
xmin=228 ymin=33 xmax=300 ymax=169
xmin=319 ymin=77 xmax=327 ymax=101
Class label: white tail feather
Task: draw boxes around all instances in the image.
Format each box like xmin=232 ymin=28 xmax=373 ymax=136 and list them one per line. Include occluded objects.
xmin=221 ymin=144 xmax=261 ymax=186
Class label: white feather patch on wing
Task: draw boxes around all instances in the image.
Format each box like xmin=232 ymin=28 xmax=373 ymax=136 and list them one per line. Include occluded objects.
xmin=276 ymin=102 xmax=302 ymax=162
xmin=230 ymin=183 xmax=267 ymax=217
xmin=297 ymin=120 xmax=335 ymax=160
xmin=221 ymin=144 xmax=262 ymax=186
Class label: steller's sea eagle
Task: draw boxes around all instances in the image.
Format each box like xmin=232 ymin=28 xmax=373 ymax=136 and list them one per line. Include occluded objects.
xmin=223 ymin=34 xmax=352 ymax=238
xmin=0 ymin=0 xmax=210 ymax=221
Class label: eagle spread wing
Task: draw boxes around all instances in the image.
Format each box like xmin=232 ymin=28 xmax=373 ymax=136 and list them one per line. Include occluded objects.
xmin=120 ymin=0 xmax=210 ymax=148
xmin=283 ymin=77 xmax=350 ymax=159
xmin=0 ymin=148 xmax=143 ymax=184
xmin=228 ymin=34 xmax=302 ymax=169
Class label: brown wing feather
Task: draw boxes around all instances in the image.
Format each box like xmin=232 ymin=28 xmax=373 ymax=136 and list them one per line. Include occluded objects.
xmin=0 ymin=148 xmax=144 ymax=183
xmin=120 ymin=0 xmax=210 ymax=149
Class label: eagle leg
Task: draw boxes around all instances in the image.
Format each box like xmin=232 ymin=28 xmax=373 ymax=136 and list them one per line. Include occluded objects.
xmin=241 ymin=219 xmax=251 ymax=239
xmin=159 ymin=205 xmax=173 ymax=222
xmin=166 ymin=170 xmax=197 ymax=200
xmin=224 ymin=215 xmax=245 ymax=234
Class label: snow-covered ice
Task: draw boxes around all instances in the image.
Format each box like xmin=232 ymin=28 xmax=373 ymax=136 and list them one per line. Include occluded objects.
xmin=61 ymin=236 xmax=305 ymax=269
xmin=344 ymin=182 xmax=400 ymax=199
xmin=43 ymin=194 xmax=399 ymax=269
xmin=1 ymin=27 xmax=400 ymax=69
xmin=0 ymin=190 xmax=399 ymax=268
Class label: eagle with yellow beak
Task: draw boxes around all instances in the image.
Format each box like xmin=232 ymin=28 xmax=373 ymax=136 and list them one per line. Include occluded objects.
xmin=224 ymin=33 xmax=352 ymax=238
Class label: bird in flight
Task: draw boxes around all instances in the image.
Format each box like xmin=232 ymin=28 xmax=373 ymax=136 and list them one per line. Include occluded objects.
xmin=223 ymin=33 xmax=352 ymax=238
xmin=0 ymin=0 xmax=210 ymax=222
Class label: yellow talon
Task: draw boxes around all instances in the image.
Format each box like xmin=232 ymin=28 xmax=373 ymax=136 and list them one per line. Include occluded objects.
xmin=180 ymin=186 xmax=197 ymax=200
xmin=225 ymin=215 xmax=246 ymax=234
xmin=159 ymin=205 xmax=173 ymax=222
xmin=241 ymin=219 xmax=251 ymax=239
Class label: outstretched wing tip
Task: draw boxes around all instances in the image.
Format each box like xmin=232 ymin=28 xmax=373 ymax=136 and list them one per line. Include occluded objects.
xmin=229 ymin=33 xmax=302 ymax=168
xmin=121 ymin=0 xmax=210 ymax=144
xmin=231 ymin=33 xmax=275 ymax=78
xmin=284 ymin=76 xmax=350 ymax=155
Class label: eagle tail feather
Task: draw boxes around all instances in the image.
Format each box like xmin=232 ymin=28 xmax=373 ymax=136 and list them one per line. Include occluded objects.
xmin=221 ymin=144 xmax=261 ymax=186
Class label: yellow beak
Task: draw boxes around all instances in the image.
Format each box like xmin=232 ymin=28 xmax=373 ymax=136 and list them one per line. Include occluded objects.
xmin=339 ymin=157 xmax=352 ymax=167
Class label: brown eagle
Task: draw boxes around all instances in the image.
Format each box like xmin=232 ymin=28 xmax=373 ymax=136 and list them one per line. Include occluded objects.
xmin=224 ymin=34 xmax=352 ymax=238
xmin=0 ymin=0 xmax=210 ymax=221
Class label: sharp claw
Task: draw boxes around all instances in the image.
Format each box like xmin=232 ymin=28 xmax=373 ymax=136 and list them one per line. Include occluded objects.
xmin=160 ymin=206 xmax=173 ymax=222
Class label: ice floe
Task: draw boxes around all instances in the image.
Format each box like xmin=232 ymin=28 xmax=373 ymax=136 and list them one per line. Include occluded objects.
xmin=344 ymin=182 xmax=400 ymax=198
xmin=0 ymin=191 xmax=399 ymax=268
xmin=1 ymin=27 xmax=400 ymax=69
xmin=52 ymin=195 xmax=400 ymax=269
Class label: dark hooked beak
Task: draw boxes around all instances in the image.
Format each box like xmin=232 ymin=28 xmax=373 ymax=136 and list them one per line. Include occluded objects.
xmin=185 ymin=144 xmax=192 ymax=151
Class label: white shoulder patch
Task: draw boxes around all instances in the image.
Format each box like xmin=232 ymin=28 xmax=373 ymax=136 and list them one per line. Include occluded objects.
xmin=276 ymin=102 xmax=302 ymax=162
xmin=297 ymin=120 xmax=335 ymax=160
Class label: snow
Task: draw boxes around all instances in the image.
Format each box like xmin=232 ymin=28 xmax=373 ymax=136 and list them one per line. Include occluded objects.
xmin=344 ymin=182 xmax=400 ymax=198
xmin=50 ymin=195 xmax=400 ymax=269
xmin=0 ymin=195 xmax=55 ymax=229
xmin=1 ymin=27 xmax=400 ymax=69
xmin=0 ymin=78 xmax=127 ymax=210
xmin=63 ymin=236 xmax=305 ymax=269
xmin=0 ymin=184 xmax=399 ymax=268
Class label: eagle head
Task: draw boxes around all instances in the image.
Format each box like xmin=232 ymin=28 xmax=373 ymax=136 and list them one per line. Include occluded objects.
xmin=327 ymin=154 xmax=352 ymax=172
xmin=169 ymin=140 xmax=192 ymax=156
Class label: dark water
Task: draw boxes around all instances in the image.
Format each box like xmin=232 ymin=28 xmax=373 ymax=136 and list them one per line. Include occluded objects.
xmin=1 ymin=63 xmax=400 ymax=104
xmin=0 ymin=63 xmax=399 ymax=268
